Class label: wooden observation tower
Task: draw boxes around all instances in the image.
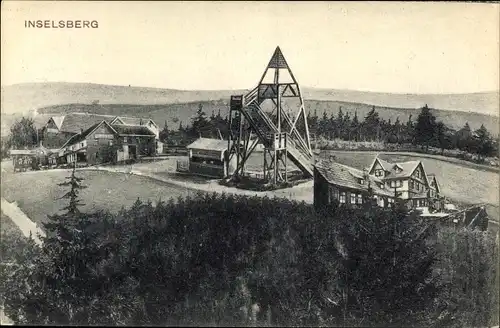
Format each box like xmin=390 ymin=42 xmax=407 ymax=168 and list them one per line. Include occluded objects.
xmin=227 ymin=46 xmax=313 ymax=184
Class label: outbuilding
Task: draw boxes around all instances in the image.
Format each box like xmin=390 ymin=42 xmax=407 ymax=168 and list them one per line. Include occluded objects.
xmin=178 ymin=138 xmax=236 ymax=178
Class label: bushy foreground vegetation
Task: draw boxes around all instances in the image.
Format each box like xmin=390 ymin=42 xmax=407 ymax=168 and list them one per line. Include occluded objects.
xmin=1 ymin=169 xmax=498 ymax=327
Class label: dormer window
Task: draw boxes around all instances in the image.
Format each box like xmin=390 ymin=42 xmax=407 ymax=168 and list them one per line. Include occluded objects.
xmin=359 ymin=178 xmax=365 ymax=185
xmin=379 ymin=183 xmax=385 ymax=189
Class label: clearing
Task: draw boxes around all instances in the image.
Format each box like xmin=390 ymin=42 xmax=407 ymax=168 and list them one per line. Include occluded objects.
xmin=1 ymin=169 xmax=194 ymax=227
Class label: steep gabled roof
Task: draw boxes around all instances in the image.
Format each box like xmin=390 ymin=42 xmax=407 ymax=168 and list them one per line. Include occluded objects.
xmin=109 ymin=117 xmax=124 ymax=125
xmin=315 ymin=161 xmax=394 ymax=197
xmin=51 ymin=116 xmax=65 ymax=130
xmin=58 ymin=113 xmax=117 ymax=134
xmin=110 ymin=116 xmax=157 ymax=127
xmin=367 ymin=156 xmax=392 ymax=173
xmin=47 ymin=113 xmax=157 ymax=135
xmin=61 ymin=121 xmax=117 ymax=149
xmin=427 ymin=174 xmax=440 ymax=193
xmin=384 ymin=161 xmax=421 ymax=179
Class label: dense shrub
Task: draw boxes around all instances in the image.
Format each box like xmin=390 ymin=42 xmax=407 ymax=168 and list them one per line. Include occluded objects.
xmin=1 ymin=172 xmax=498 ymax=326
xmin=434 ymin=228 xmax=499 ymax=327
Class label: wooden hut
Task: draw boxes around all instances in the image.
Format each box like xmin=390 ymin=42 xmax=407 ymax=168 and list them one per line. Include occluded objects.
xmin=177 ymin=138 xmax=236 ymax=178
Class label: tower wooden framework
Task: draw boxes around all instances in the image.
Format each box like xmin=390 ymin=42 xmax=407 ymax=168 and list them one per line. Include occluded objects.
xmin=227 ymin=46 xmax=313 ymax=184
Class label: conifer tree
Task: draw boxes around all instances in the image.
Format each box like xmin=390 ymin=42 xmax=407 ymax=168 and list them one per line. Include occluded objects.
xmin=159 ymin=121 xmax=169 ymax=143
xmin=414 ymin=104 xmax=437 ymax=150
xmin=190 ymin=104 xmax=210 ymax=138
xmin=472 ymin=124 xmax=494 ymax=161
xmin=351 ymin=111 xmax=359 ymax=141
xmin=35 ymin=165 xmax=109 ymax=324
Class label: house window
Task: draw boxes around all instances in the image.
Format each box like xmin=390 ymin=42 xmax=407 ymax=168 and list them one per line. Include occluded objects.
xmin=359 ymin=179 xmax=365 ymax=185
xmin=350 ymin=193 xmax=356 ymax=204
xmin=357 ymin=194 xmax=363 ymax=204
xmin=387 ymin=198 xmax=394 ymax=208
xmin=80 ymin=142 xmax=84 ymax=148
xmin=124 ymin=137 xmax=128 ymax=143
xmin=417 ymin=182 xmax=420 ymax=191
xmin=340 ymin=192 xmax=346 ymax=204
xmin=390 ymin=181 xmax=396 ymax=188
xmin=109 ymin=141 xmax=114 ymax=146
xmin=375 ymin=170 xmax=384 ymax=177
xmin=409 ymin=180 xmax=414 ymax=189
xmin=379 ymin=183 xmax=385 ymax=189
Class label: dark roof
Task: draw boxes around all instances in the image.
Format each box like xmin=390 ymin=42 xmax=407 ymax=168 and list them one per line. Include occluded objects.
xmin=368 ymin=156 xmax=429 ymax=182
xmin=57 ymin=113 xmax=117 ymax=134
xmin=187 ymin=138 xmax=228 ymax=151
xmin=115 ymin=116 xmax=155 ymax=126
xmin=384 ymin=161 xmax=421 ymax=179
xmin=112 ymin=124 xmax=156 ymax=136
xmin=315 ymin=160 xmax=394 ymax=197
xmin=62 ymin=121 xmax=117 ymax=147
xmin=63 ymin=122 xmax=100 ymax=146
xmin=48 ymin=113 xmax=156 ymax=134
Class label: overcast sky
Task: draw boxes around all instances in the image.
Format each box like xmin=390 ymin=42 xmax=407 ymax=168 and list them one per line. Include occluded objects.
xmin=1 ymin=1 xmax=499 ymax=93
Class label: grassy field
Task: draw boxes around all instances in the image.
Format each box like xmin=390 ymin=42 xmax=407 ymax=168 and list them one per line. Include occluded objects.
xmin=1 ymin=170 xmax=195 ymax=226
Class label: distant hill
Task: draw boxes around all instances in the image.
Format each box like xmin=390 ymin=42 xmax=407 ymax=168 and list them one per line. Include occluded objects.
xmin=0 ymin=82 xmax=248 ymax=115
xmin=301 ymin=89 xmax=499 ymax=118
xmin=30 ymin=99 xmax=498 ymax=137
xmin=1 ymin=82 xmax=498 ymax=136
xmin=1 ymin=82 xmax=498 ymax=116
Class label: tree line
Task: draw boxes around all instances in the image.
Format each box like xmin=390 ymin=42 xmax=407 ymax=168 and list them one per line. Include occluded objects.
xmin=2 ymin=104 xmax=497 ymax=163
xmin=306 ymin=104 xmax=497 ymax=160
xmin=158 ymin=103 xmax=498 ymax=161
xmin=1 ymin=168 xmax=498 ymax=326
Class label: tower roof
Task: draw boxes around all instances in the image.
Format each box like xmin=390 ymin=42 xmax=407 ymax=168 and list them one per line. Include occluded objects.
xmin=267 ymin=46 xmax=289 ymax=69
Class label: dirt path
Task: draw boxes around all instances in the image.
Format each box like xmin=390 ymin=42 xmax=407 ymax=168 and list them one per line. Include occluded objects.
xmin=1 ymin=198 xmax=45 ymax=245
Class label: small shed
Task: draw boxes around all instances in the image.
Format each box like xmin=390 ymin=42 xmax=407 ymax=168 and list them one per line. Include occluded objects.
xmin=10 ymin=146 xmax=51 ymax=172
xmin=182 ymin=138 xmax=236 ymax=178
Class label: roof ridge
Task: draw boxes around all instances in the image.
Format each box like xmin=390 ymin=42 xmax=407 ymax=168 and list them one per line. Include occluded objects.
xmin=118 ymin=114 xmax=151 ymax=119
xmin=65 ymin=112 xmax=118 ymax=119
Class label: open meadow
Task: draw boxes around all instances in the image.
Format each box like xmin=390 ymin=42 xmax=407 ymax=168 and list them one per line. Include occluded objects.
xmin=1 ymin=169 xmax=195 ymax=227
